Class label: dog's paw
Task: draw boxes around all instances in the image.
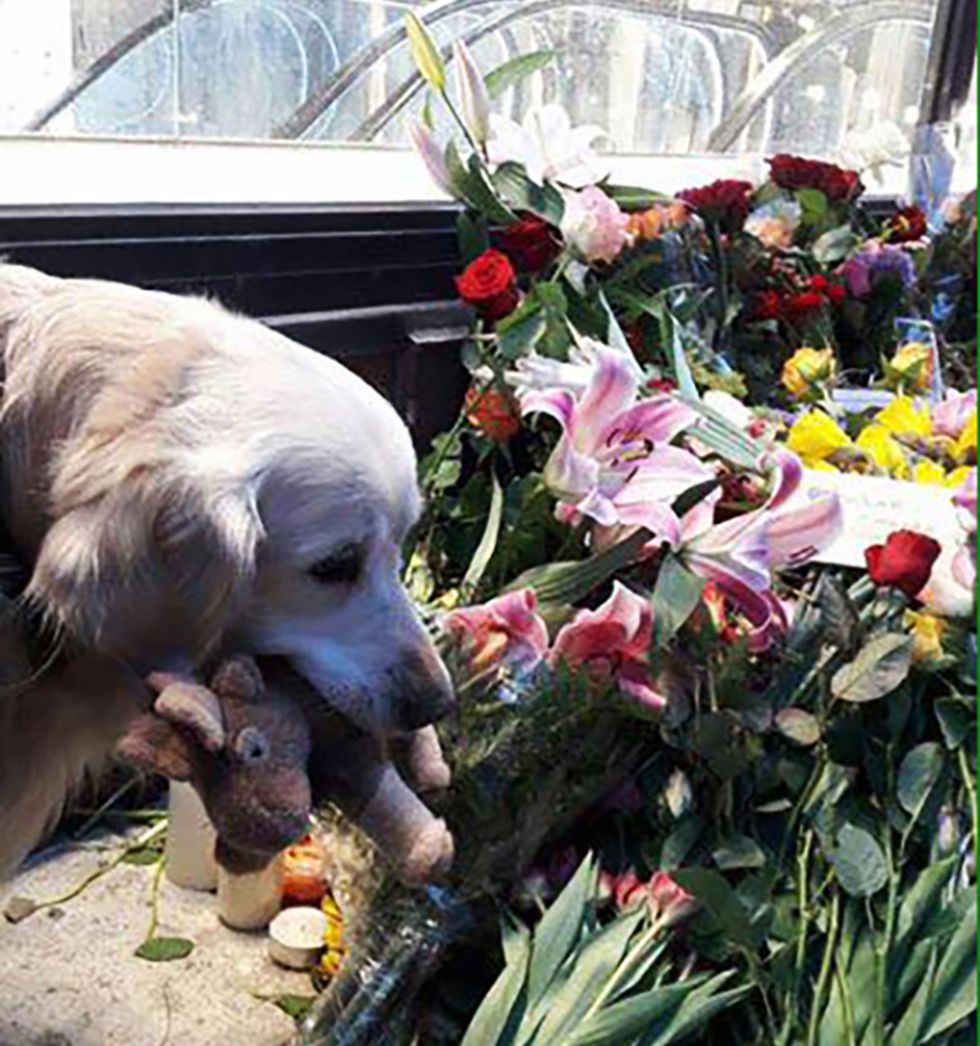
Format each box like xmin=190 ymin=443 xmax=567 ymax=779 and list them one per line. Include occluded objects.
xmin=400 ymin=818 xmax=454 ymax=885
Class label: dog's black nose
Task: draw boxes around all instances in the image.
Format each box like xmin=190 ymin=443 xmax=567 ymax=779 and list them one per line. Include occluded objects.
xmin=389 ymin=647 xmax=456 ymax=731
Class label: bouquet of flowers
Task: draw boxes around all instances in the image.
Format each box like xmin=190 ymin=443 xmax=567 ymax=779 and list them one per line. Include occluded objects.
xmin=293 ymin=18 xmax=976 ymax=1044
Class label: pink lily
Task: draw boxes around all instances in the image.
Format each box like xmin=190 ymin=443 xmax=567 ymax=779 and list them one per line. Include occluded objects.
xmin=952 ymin=468 xmax=977 ymax=591
xmin=441 ymin=588 xmax=549 ymax=676
xmin=678 ymin=450 xmax=842 ymax=639
xmin=409 ymin=123 xmax=455 ymax=197
xmin=933 ymin=389 xmax=977 ymax=439
xmin=520 ymin=344 xmax=708 ymax=542
xmin=549 ymin=581 xmax=665 ymax=711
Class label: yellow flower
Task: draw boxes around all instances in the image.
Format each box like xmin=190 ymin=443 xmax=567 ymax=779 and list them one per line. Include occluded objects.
xmin=886 ymin=342 xmax=934 ymax=392
xmin=875 ymin=395 xmax=933 ymax=440
xmin=953 ymin=410 xmax=977 ymax=463
xmin=904 ymin=610 xmax=946 ymax=664
xmin=947 ymin=465 xmax=973 ymax=488
xmin=857 ymin=424 xmax=910 ymax=478
xmin=318 ymin=892 xmax=347 ymax=979
xmin=912 ymin=458 xmax=947 ymax=485
xmin=786 ymin=410 xmax=852 ymax=467
xmin=781 ymin=348 xmax=837 ymax=399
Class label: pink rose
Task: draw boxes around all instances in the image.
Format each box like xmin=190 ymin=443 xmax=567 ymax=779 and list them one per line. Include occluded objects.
xmin=560 ymin=186 xmax=630 ymax=264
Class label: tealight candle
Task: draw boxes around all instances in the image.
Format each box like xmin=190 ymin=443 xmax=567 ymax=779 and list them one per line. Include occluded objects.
xmin=268 ymin=906 xmax=329 ymax=970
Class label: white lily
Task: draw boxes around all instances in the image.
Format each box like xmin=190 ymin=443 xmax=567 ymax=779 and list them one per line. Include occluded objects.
xmin=836 ymin=122 xmax=910 ymax=186
xmin=487 ymin=103 xmax=607 ymax=188
xmin=452 ymin=41 xmax=491 ymax=146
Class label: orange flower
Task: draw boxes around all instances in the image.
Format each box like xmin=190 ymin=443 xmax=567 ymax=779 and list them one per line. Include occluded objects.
xmin=464 ymin=386 xmax=521 ymax=442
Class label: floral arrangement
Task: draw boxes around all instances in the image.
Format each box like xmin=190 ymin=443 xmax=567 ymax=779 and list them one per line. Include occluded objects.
xmin=295 ymin=19 xmax=976 ymax=1046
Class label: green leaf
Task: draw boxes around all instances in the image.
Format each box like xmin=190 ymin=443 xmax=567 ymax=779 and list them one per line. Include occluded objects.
xmin=462 ymin=919 xmax=530 ymax=1046
xmin=567 ymin=983 xmax=696 ymax=1046
xmin=134 ymin=936 xmax=194 ymax=962
xmin=712 ymin=834 xmax=766 ymax=871
xmin=660 ymin=816 xmax=702 ymax=870
xmin=465 ymin=155 xmax=519 ymax=225
xmin=775 ymin=708 xmax=821 ymax=747
xmin=404 ymin=12 xmax=446 ymax=90
xmin=273 ymin=995 xmax=316 ymax=1021
xmin=832 ymin=824 xmax=887 ymax=898
xmin=651 ymin=554 xmax=706 ymax=648
xmin=921 ymin=894 xmax=977 ymax=1040
xmin=671 ymin=869 xmax=757 ymax=948
xmin=533 ymin=909 xmax=646 ymax=1044
xmin=463 ymin=472 xmax=504 ymax=592
xmin=831 ymin=632 xmax=912 ymax=703
xmin=896 ymin=742 xmax=944 ymax=817
xmin=492 ymin=162 xmax=565 ymax=225
xmin=891 ymin=948 xmax=938 ymax=1046
xmin=458 ymin=211 xmax=490 ymax=263
xmin=796 ymin=188 xmax=829 ymax=224
xmin=497 ymin=298 xmax=546 ymax=360
xmin=934 ymin=697 xmax=975 ymax=749
xmin=653 ymin=977 xmax=751 ymax=1046
xmin=505 ymin=529 xmax=650 ymax=605
xmin=603 ymin=185 xmax=673 ymax=211
xmin=526 ymin=854 xmax=596 ymax=1007
xmin=122 ymin=847 xmax=163 ymax=866
xmin=812 ymin=225 xmax=860 ymax=264
xmin=484 ymin=50 xmax=555 ymax=98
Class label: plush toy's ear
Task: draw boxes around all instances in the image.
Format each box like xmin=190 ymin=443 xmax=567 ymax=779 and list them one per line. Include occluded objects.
xmin=115 ymin=714 xmax=197 ymax=782
xmin=209 ymin=656 xmax=264 ymax=704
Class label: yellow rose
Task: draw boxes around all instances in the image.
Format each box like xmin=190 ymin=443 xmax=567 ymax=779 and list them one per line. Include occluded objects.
xmin=875 ymin=395 xmax=933 ymax=440
xmin=904 ymin=610 xmax=946 ymax=664
xmin=912 ymin=458 xmax=947 ymax=485
xmin=886 ymin=342 xmax=934 ymax=392
xmin=954 ymin=410 xmax=977 ymax=463
xmin=786 ymin=410 xmax=852 ymax=467
xmin=781 ymin=347 xmax=837 ymax=399
xmin=856 ymin=424 xmax=910 ymax=478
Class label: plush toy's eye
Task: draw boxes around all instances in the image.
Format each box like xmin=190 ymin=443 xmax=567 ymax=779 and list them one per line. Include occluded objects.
xmin=308 ymin=543 xmax=364 ymax=585
xmin=233 ymin=726 xmax=270 ymax=764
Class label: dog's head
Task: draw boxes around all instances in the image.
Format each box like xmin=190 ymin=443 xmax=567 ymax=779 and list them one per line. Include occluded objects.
xmin=16 ymin=289 xmax=453 ymax=735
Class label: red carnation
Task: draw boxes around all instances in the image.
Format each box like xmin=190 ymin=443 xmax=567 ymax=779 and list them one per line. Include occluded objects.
xmin=677 ymin=179 xmax=754 ymax=232
xmin=884 ymin=205 xmax=928 ymax=244
xmin=786 ymin=291 xmax=826 ymax=317
xmin=865 ymin=530 xmax=942 ymax=599
xmin=455 ymin=249 xmax=520 ymax=322
xmin=499 ymin=216 xmax=561 ymax=272
xmin=754 ymin=290 xmax=783 ymax=321
xmin=768 ymin=154 xmax=863 ymax=203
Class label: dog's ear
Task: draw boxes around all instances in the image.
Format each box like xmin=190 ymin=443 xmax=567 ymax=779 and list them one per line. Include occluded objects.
xmin=26 ymin=474 xmax=263 ymax=661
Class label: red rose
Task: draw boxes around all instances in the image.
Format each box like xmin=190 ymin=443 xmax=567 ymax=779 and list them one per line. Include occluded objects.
xmin=826 ymin=283 xmax=847 ymax=305
xmin=499 ymin=216 xmax=560 ymax=272
xmin=786 ymin=291 xmax=826 ymax=316
xmin=677 ymin=179 xmax=754 ymax=232
xmin=884 ymin=205 xmax=928 ymax=243
xmin=768 ymin=154 xmax=863 ymax=203
xmin=455 ymin=249 xmax=519 ymax=322
xmin=754 ymin=290 xmax=783 ymax=321
xmin=646 ymin=376 xmax=677 ymax=394
xmin=808 ymin=274 xmax=829 ymax=292
xmin=865 ymin=530 xmax=942 ymax=599
xmin=464 ymin=385 xmax=521 ymax=442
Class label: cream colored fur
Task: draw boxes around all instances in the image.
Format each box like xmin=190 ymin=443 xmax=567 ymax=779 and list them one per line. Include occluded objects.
xmin=0 ymin=264 xmax=453 ymax=874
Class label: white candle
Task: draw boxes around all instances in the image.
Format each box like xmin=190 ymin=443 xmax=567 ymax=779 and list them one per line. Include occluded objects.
xmin=217 ymin=853 xmax=284 ymax=931
xmin=164 ymin=782 xmax=218 ymax=891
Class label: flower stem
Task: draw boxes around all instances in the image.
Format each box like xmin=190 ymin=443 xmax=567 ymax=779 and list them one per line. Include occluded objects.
xmin=806 ymin=889 xmax=840 ymax=1046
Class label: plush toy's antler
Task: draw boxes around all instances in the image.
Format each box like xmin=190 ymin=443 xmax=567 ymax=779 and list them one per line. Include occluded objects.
xmin=147 ymin=673 xmax=226 ymax=753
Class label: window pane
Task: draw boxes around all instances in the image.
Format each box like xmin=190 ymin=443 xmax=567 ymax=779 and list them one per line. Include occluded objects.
xmin=0 ymin=0 xmax=973 ymax=198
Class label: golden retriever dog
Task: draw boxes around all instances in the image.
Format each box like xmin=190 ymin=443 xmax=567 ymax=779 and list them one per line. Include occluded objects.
xmin=0 ymin=263 xmax=454 ymax=875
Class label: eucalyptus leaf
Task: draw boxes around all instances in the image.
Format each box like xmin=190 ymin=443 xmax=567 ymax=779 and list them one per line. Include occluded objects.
xmin=775 ymin=708 xmax=821 ymax=747
xmin=660 ymin=816 xmax=702 ymax=870
xmin=812 ymin=224 xmax=860 ymax=264
xmin=712 ymin=834 xmax=766 ymax=871
xmin=484 ymin=50 xmax=555 ymax=99
xmin=832 ymin=824 xmax=887 ymax=898
xmin=831 ymin=633 xmax=912 ymax=703
xmin=896 ymin=742 xmax=944 ymax=817
xmin=134 ymin=936 xmax=194 ymax=962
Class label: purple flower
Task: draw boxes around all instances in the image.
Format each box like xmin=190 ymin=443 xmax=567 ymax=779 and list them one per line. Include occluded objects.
xmin=841 ymin=241 xmax=916 ymax=298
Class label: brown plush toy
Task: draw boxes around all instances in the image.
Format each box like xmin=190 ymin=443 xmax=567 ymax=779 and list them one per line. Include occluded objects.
xmin=116 ymin=656 xmax=454 ymax=885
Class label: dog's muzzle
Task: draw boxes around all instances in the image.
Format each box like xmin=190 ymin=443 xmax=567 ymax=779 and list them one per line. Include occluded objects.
xmin=387 ymin=645 xmax=456 ymax=732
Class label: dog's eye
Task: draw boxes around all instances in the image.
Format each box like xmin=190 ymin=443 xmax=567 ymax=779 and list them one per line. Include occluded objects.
xmin=233 ymin=726 xmax=270 ymax=764
xmin=308 ymin=544 xmax=363 ymax=585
